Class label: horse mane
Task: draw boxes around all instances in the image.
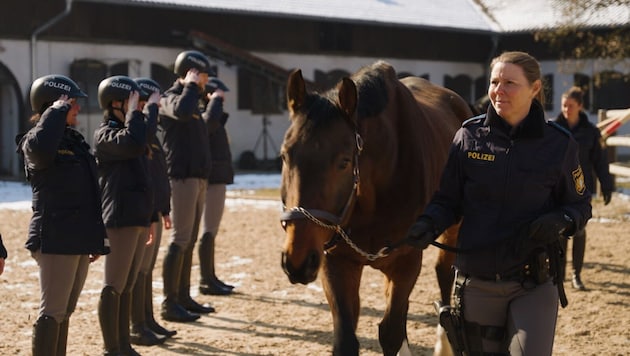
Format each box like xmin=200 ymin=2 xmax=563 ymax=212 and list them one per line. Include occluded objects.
xmin=350 ymin=61 xmax=391 ymax=119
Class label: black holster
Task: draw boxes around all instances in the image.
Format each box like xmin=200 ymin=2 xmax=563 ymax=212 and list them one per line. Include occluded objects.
xmin=435 ymin=272 xmax=471 ymax=356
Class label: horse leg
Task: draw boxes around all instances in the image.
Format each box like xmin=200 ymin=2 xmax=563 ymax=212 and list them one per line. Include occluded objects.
xmin=435 ymin=224 xmax=458 ymax=305
xmin=378 ymin=249 xmax=422 ymax=356
xmin=434 ymin=224 xmax=459 ymax=356
xmin=320 ymin=254 xmax=364 ymax=356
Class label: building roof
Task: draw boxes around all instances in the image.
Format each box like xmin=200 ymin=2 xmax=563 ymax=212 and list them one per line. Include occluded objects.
xmin=84 ymin=0 xmax=629 ymax=33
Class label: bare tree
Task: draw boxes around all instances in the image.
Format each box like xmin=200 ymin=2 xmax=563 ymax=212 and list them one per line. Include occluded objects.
xmin=534 ymin=0 xmax=630 ymax=63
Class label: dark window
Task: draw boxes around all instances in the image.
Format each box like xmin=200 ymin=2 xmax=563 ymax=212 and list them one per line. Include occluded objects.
xmin=573 ymin=73 xmax=591 ymax=111
xmin=70 ymin=59 xmax=108 ymax=112
xmin=314 ymin=69 xmax=350 ymax=91
xmin=110 ymin=62 xmax=128 ymax=76
xmin=543 ymin=74 xmax=554 ymax=111
xmin=319 ymin=22 xmax=352 ymax=51
xmin=237 ymin=68 xmax=283 ymax=114
xmin=593 ymin=71 xmax=630 ymax=110
xmin=444 ymin=74 xmax=472 ymax=103
xmin=474 ymin=76 xmax=487 ymax=103
xmin=150 ymin=63 xmax=177 ymax=91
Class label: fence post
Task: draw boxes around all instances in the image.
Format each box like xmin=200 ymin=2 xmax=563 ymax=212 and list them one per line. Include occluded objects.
xmin=598 ymin=109 xmax=617 ymax=196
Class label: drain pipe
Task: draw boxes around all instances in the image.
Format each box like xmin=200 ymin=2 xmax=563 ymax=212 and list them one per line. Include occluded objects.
xmin=30 ymin=0 xmax=73 ymax=83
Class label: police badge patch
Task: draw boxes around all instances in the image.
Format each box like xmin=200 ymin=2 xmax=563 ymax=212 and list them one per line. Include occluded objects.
xmin=572 ymin=165 xmax=586 ymax=195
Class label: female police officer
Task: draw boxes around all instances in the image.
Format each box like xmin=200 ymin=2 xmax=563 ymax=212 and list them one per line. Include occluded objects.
xmin=94 ymin=75 xmax=158 ymax=355
xmin=18 ymin=74 xmax=109 ymax=355
xmin=554 ymin=86 xmax=614 ymax=291
xmin=407 ymin=51 xmax=592 ymax=355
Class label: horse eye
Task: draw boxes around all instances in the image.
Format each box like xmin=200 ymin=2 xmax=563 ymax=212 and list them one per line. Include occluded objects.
xmin=338 ymin=158 xmax=352 ymax=170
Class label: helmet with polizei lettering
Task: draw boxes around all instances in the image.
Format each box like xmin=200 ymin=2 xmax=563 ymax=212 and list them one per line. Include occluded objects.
xmin=97 ymin=75 xmax=146 ymax=109
xmin=173 ymin=50 xmax=214 ymax=78
xmin=134 ymin=77 xmax=161 ymax=101
xmin=30 ymin=74 xmax=87 ymax=113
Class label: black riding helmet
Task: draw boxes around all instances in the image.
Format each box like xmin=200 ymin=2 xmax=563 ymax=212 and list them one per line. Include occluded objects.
xmin=206 ymin=77 xmax=230 ymax=94
xmin=30 ymin=74 xmax=87 ymax=114
xmin=134 ymin=77 xmax=161 ymax=101
xmin=97 ymin=75 xmax=146 ymax=109
xmin=174 ymin=50 xmax=215 ymax=78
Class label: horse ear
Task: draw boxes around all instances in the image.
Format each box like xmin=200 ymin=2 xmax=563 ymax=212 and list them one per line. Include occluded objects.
xmin=287 ymin=69 xmax=306 ymax=116
xmin=337 ymin=77 xmax=358 ymax=124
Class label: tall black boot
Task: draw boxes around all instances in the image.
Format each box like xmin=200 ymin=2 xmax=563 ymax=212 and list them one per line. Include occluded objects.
xmin=119 ymin=291 xmax=142 ymax=355
xmin=56 ymin=318 xmax=69 ymax=356
xmin=130 ymin=272 xmax=166 ymax=346
xmin=144 ymin=271 xmax=176 ymax=338
xmin=178 ymin=243 xmax=215 ymax=314
xmin=32 ymin=315 xmax=59 ymax=356
xmin=572 ymin=229 xmax=587 ymax=290
xmin=98 ymin=286 xmax=123 ymax=355
xmin=161 ymin=243 xmax=200 ymax=322
xmin=199 ymin=232 xmax=233 ymax=295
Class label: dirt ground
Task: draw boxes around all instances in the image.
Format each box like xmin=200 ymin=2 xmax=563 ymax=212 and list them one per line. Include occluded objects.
xmin=0 ymin=194 xmax=628 ymax=355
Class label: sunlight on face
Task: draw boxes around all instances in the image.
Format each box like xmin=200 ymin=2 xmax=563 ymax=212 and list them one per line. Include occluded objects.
xmin=65 ymin=98 xmax=80 ymax=127
xmin=488 ymin=62 xmax=541 ymax=126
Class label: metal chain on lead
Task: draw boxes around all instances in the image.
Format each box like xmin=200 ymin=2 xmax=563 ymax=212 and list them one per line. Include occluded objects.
xmin=291 ymin=207 xmax=390 ymax=261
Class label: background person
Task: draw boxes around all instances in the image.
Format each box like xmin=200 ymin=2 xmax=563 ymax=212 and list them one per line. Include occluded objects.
xmin=130 ymin=77 xmax=177 ymax=344
xmin=407 ymin=51 xmax=592 ymax=355
xmin=17 ymin=74 xmax=109 ymax=356
xmin=553 ymin=86 xmax=614 ymax=291
xmin=198 ymin=77 xmax=235 ymax=296
xmin=158 ymin=50 xmax=214 ymax=322
xmin=94 ymin=75 xmax=159 ymax=355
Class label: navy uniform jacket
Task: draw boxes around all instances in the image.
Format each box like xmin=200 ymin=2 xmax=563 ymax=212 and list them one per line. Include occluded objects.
xmin=423 ymin=101 xmax=592 ymax=279
xmin=149 ymin=130 xmax=171 ymax=223
xmin=17 ymin=104 xmax=108 ymax=254
xmin=554 ymin=111 xmax=614 ymax=195
xmin=203 ymin=95 xmax=234 ymax=185
xmin=94 ymin=105 xmax=156 ymax=228
xmin=158 ymin=81 xmax=211 ymax=180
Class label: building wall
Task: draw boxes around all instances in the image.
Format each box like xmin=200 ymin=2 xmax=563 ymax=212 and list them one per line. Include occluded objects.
xmin=0 ymin=37 xmax=628 ymax=177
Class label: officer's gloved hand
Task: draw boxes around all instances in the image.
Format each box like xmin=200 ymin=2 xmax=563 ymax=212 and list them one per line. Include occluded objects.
xmin=147 ymin=90 xmax=161 ymax=106
xmin=125 ymin=90 xmax=140 ymax=121
xmin=528 ymin=211 xmax=573 ymax=245
xmin=406 ymin=217 xmax=437 ymax=250
xmin=603 ymin=191 xmax=612 ymax=205
xmin=184 ymin=68 xmax=199 ymax=85
xmin=51 ymin=94 xmax=70 ymax=109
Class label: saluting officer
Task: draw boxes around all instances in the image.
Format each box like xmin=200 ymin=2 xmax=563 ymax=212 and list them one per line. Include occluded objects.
xmin=94 ymin=75 xmax=158 ymax=355
xmin=158 ymin=50 xmax=214 ymax=323
xmin=129 ymin=77 xmax=177 ymax=344
xmin=407 ymin=52 xmax=592 ymax=355
xmin=18 ymin=74 xmax=109 ymax=356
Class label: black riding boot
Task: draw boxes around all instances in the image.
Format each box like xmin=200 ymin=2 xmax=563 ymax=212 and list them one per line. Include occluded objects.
xmin=179 ymin=243 xmax=215 ymax=314
xmin=32 ymin=315 xmax=59 ymax=356
xmin=161 ymin=243 xmax=200 ymax=322
xmin=199 ymin=232 xmax=233 ymax=295
xmin=119 ymin=291 xmax=142 ymax=355
xmin=130 ymin=272 xmax=166 ymax=346
xmin=98 ymin=286 xmax=123 ymax=355
xmin=144 ymin=271 xmax=177 ymax=338
xmin=57 ymin=318 xmax=69 ymax=356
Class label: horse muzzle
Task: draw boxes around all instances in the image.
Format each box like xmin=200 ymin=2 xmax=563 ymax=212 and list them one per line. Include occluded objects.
xmin=281 ymin=250 xmax=320 ymax=285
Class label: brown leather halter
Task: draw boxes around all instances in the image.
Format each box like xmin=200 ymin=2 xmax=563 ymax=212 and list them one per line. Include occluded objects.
xmin=279 ymin=131 xmax=392 ymax=261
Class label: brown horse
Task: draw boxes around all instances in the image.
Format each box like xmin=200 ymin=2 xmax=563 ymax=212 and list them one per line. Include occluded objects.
xmin=280 ymin=61 xmax=471 ymax=355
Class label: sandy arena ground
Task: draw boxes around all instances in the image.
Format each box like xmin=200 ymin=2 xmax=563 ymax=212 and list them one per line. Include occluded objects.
xmin=0 ymin=194 xmax=628 ymax=355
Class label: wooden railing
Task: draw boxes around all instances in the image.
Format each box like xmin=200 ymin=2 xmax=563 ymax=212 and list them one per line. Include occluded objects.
xmin=599 ymin=109 xmax=630 ymax=178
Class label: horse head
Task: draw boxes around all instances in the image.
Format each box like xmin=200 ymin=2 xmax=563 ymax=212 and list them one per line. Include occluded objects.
xmin=280 ymin=69 xmax=361 ymax=284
